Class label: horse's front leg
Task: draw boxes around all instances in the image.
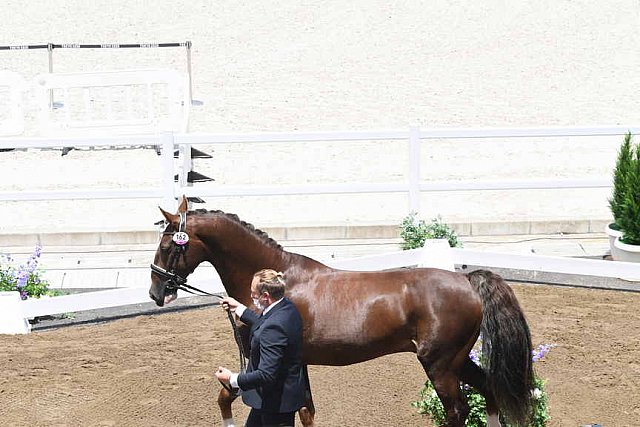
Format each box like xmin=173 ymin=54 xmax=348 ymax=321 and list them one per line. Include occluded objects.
xmin=298 ymin=365 xmax=316 ymax=426
xmin=217 ymin=386 xmax=239 ymax=427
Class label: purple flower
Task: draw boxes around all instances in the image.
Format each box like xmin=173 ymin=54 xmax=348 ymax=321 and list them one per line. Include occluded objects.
xmin=469 ymin=349 xmax=481 ymax=366
xmin=25 ymin=245 xmax=42 ymax=273
xmin=532 ymin=344 xmax=554 ymax=362
xmin=19 ymin=290 xmax=28 ymax=300
xmin=16 ymin=269 xmax=29 ymax=289
xmin=469 ymin=341 xmax=554 ymax=366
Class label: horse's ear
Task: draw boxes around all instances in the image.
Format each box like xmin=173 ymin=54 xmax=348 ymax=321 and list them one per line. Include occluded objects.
xmin=159 ymin=206 xmax=178 ymax=224
xmin=177 ymin=195 xmax=188 ymax=214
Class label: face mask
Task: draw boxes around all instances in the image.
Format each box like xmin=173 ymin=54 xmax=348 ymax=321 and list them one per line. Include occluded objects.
xmin=252 ymin=297 xmax=264 ymax=310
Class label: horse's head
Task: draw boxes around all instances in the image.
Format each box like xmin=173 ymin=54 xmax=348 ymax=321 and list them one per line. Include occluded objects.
xmin=149 ymin=197 xmax=209 ymax=306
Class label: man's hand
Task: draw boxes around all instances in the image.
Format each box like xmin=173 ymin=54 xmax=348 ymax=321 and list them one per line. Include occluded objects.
xmin=215 ymin=366 xmax=233 ymax=386
xmin=220 ymin=297 xmax=240 ymax=313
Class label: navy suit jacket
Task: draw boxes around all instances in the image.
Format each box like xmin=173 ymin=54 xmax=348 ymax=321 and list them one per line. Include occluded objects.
xmin=238 ymin=297 xmax=305 ymax=413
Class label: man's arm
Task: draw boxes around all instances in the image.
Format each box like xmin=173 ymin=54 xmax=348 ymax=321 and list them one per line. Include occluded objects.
xmin=237 ymin=322 xmax=288 ymax=390
xmin=239 ymin=307 xmax=260 ymax=326
xmin=221 ymin=296 xmax=259 ymax=325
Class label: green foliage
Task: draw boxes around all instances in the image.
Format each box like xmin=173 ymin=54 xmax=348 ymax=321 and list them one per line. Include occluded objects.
xmin=609 ymin=132 xmax=634 ymax=227
xmin=413 ymin=344 xmax=551 ymax=426
xmin=619 ymin=144 xmax=640 ymax=245
xmin=530 ymin=377 xmax=551 ymax=427
xmin=412 ymin=380 xmax=447 ymax=423
xmin=400 ymin=213 xmax=462 ymax=249
xmin=414 ymin=378 xmax=550 ymax=427
xmin=0 ymin=246 xmax=53 ymax=299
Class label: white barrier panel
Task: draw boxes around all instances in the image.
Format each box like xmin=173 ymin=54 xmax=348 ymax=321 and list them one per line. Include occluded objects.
xmin=0 ymin=291 xmax=31 ymax=334
xmin=40 ymin=264 xmax=222 ymax=290
xmin=187 ymin=265 xmax=225 ymax=293
xmin=18 ymin=265 xmax=225 ymax=321
xmin=451 ymin=248 xmax=640 ymax=280
xmin=21 ymin=287 xmax=151 ymax=319
xmin=325 ymin=240 xmax=454 ymax=271
xmin=0 ymin=70 xmax=26 ymax=136
xmin=34 ymin=69 xmax=190 ymax=136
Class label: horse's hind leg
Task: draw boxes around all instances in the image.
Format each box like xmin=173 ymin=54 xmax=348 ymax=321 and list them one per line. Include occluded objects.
xmin=298 ymin=366 xmax=315 ymax=426
xmin=417 ymin=353 xmax=469 ymax=427
xmin=217 ymin=387 xmax=239 ymax=427
xmin=460 ymin=358 xmax=501 ymax=427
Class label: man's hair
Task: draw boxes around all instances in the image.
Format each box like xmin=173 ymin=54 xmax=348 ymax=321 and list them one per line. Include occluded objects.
xmin=253 ymin=269 xmax=286 ymax=300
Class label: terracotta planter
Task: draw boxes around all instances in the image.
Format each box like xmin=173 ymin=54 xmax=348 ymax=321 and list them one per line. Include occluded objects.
xmin=605 ymin=223 xmax=624 ymax=260
xmin=613 ymin=237 xmax=640 ymax=263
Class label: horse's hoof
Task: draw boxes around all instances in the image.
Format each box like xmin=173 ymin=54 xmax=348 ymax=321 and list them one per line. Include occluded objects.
xmin=299 ymin=407 xmax=315 ymax=427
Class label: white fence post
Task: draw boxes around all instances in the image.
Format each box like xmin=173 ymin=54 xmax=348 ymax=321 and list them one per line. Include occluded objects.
xmin=408 ymin=126 xmax=421 ymax=213
xmin=161 ymin=131 xmax=176 ymax=209
xmin=178 ymin=143 xmax=191 ymax=187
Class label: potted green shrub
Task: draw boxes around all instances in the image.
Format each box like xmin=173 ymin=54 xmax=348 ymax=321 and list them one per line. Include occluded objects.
xmin=607 ymin=132 xmax=634 ymax=260
xmin=400 ymin=213 xmax=462 ymax=249
xmin=613 ymin=142 xmax=640 ymax=262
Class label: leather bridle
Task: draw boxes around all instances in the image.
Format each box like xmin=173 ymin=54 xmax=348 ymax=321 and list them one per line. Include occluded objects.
xmin=150 ymin=211 xmax=247 ymax=393
xmin=150 ymin=212 xmax=220 ymax=298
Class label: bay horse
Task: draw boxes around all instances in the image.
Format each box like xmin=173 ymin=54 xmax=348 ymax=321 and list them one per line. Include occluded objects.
xmin=149 ymin=197 xmax=534 ymax=427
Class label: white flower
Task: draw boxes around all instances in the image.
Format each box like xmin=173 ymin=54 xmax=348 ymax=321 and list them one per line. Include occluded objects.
xmin=532 ymin=388 xmax=543 ymax=399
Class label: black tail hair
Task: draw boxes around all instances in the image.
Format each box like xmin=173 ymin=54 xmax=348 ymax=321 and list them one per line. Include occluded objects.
xmin=467 ymin=269 xmax=534 ymax=426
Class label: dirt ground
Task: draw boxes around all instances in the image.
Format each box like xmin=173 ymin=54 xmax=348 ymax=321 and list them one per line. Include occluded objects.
xmin=1 ymin=283 xmax=639 ymax=427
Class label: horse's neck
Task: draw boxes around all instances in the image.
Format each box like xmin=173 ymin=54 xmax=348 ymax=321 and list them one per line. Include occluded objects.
xmin=201 ymin=228 xmax=293 ymax=302
xmin=198 ymin=215 xmax=331 ymax=302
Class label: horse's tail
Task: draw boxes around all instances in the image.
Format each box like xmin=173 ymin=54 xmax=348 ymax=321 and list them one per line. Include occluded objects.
xmin=467 ymin=269 xmax=534 ymax=426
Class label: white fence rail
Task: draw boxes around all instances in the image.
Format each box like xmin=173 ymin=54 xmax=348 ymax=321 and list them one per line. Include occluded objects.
xmin=451 ymin=248 xmax=640 ymax=280
xmin=0 ymin=67 xmax=635 ymax=211
xmin=2 ymin=125 xmax=638 ymax=212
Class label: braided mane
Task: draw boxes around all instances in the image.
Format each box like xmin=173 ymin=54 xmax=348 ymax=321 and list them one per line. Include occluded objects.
xmin=192 ymin=209 xmax=282 ymax=250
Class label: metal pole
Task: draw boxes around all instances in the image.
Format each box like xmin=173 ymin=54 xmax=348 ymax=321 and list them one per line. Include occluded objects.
xmin=47 ymin=43 xmax=54 ymax=109
xmin=185 ymin=40 xmax=193 ymax=105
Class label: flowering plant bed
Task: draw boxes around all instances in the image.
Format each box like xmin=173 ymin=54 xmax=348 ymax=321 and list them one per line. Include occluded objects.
xmin=413 ymin=342 xmax=553 ymax=426
xmin=0 ymin=245 xmax=54 ymax=299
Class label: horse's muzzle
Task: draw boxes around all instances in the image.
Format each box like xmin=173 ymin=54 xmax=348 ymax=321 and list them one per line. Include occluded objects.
xmin=149 ymin=281 xmax=170 ymax=307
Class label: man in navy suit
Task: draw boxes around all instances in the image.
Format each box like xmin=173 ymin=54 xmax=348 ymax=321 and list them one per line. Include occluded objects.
xmin=216 ymin=269 xmax=305 ymax=427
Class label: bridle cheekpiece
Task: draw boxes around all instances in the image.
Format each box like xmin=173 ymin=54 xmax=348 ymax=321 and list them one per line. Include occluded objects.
xmin=150 ymin=212 xmax=217 ymax=297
